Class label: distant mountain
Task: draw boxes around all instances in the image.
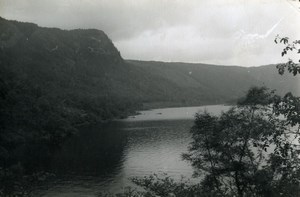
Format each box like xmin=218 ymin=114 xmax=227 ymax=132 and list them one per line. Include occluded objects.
xmin=126 ymin=60 xmax=300 ymax=108
xmin=0 ymin=16 xmax=299 ymax=112
xmin=1 ymin=17 xmax=299 ymax=178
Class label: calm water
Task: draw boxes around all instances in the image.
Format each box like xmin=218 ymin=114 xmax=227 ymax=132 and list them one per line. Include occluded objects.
xmin=34 ymin=105 xmax=230 ymax=197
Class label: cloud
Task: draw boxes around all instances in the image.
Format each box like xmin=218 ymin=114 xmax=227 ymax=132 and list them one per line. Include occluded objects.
xmin=0 ymin=0 xmax=300 ymax=66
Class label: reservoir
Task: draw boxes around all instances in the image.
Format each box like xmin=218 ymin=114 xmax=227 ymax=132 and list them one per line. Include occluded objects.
xmin=35 ymin=105 xmax=230 ymax=197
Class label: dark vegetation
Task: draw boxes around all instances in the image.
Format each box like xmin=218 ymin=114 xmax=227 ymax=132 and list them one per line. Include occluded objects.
xmin=0 ymin=16 xmax=299 ymax=196
xmin=0 ymin=17 xmax=141 ymax=195
xmin=182 ymin=87 xmax=300 ymax=197
xmin=108 ymin=87 xmax=300 ymax=197
xmin=275 ymin=35 xmax=300 ymax=76
xmin=117 ymin=33 xmax=300 ymax=197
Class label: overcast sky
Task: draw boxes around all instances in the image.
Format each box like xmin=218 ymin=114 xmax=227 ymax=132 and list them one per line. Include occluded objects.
xmin=1 ymin=0 xmax=300 ymax=66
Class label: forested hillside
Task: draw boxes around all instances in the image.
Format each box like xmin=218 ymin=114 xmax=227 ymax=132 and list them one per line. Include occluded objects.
xmin=1 ymin=16 xmax=299 ymax=116
xmin=0 ymin=17 xmax=299 ymax=191
xmin=0 ymin=17 xmax=143 ymax=189
xmin=127 ymin=60 xmax=299 ymax=107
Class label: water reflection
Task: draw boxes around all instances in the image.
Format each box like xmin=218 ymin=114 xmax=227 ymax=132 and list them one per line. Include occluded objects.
xmin=50 ymin=121 xmax=128 ymax=177
xmin=35 ymin=105 xmax=228 ymax=196
xmin=123 ymin=120 xmax=193 ymax=178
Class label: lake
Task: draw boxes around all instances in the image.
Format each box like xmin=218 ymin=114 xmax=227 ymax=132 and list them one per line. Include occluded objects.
xmin=34 ymin=105 xmax=230 ymax=197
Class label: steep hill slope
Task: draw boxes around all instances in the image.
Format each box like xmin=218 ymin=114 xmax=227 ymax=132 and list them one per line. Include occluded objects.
xmin=0 ymin=17 xmax=299 ymax=184
xmin=0 ymin=17 xmax=196 ymax=109
xmin=0 ymin=16 xmax=299 ymax=110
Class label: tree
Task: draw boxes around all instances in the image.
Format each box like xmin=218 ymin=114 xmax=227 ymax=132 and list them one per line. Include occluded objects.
xmin=128 ymin=17 xmax=300 ymax=197
xmin=182 ymin=87 xmax=300 ymax=197
xmin=274 ymin=35 xmax=300 ymax=76
xmin=177 ymin=29 xmax=300 ymax=197
xmin=274 ymin=35 xmax=300 ymax=128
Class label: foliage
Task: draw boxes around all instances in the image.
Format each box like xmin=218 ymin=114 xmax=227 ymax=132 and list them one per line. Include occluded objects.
xmin=1 ymin=16 xmax=300 ymax=196
xmin=274 ymin=35 xmax=300 ymax=76
xmin=128 ymin=88 xmax=300 ymax=197
xmin=105 ymin=12 xmax=300 ymax=197
xmin=124 ymin=33 xmax=300 ymax=197
xmin=97 ymin=187 xmax=155 ymax=197
xmin=130 ymin=174 xmax=203 ymax=197
xmin=0 ymin=18 xmax=142 ymax=196
xmin=181 ymin=87 xmax=300 ymax=197
xmin=0 ymin=63 xmax=140 ymax=195
xmin=0 ymin=166 xmax=54 ymax=197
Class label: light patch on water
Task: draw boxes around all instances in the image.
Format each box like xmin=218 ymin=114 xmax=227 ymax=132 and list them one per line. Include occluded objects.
xmin=126 ymin=105 xmax=231 ymax=121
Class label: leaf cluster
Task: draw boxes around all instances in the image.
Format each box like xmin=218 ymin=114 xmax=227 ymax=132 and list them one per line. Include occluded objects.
xmin=182 ymin=87 xmax=300 ymax=197
xmin=274 ymin=35 xmax=300 ymax=76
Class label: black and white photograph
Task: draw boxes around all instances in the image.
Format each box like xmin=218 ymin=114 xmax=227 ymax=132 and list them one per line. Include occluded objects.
xmin=0 ymin=0 xmax=300 ymax=196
